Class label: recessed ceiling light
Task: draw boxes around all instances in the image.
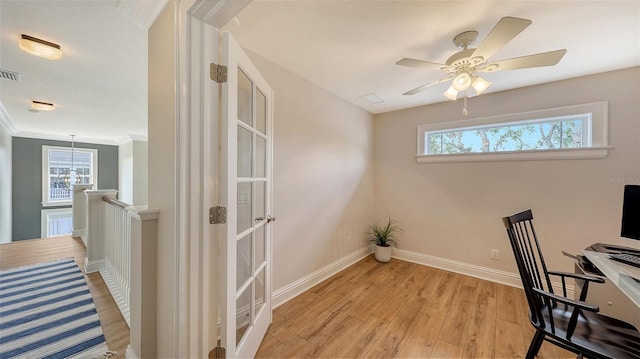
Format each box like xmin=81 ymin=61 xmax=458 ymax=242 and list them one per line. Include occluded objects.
xmin=359 ymin=93 xmax=384 ymax=104
xmin=32 ymin=100 xmax=55 ymax=111
xmin=19 ymin=34 xmax=63 ymax=60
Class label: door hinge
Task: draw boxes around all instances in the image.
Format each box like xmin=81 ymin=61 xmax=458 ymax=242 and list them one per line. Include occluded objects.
xmin=209 ymin=206 xmax=227 ymax=224
xmin=210 ymin=63 xmax=227 ymax=83
xmin=208 ymin=339 xmax=226 ymax=359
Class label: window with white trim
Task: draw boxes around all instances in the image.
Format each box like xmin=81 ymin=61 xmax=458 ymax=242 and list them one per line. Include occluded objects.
xmin=42 ymin=146 xmax=97 ymax=206
xmin=41 ymin=208 xmax=73 ymax=237
xmin=417 ymin=102 xmax=609 ymax=163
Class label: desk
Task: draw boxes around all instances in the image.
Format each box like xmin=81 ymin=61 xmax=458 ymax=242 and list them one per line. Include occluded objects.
xmin=577 ymin=250 xmax=640 ymax=328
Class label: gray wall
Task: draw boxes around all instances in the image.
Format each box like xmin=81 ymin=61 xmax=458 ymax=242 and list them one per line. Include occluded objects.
xmin=12 ymin=137 xmax=118 ymax=241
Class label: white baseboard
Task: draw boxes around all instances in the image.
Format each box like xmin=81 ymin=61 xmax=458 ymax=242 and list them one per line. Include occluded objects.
xmin=72 ymin=229 xmax=85 ymax=238
xmin=84 ymin=257 xmax=105 ymax=274
xmin=271 ymin=247 xmax=575 ymax=311
xmin=393 ymin=248 xmax=522 ymax=288
xmin=392 ymin=248 xmax=575 ymax=298
xmin=272 ymin=248 xmax=370 ymax=308
xmin=125 ymin=345 xmax=137 ymax=359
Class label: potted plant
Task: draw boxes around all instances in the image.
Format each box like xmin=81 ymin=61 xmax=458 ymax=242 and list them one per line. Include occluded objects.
xmin=367 ymin=217 xmax=401 ymax=263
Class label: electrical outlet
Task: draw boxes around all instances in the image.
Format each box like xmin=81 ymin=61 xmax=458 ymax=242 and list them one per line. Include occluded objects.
xmin=491 ymin=249 xmax=499 ymax=260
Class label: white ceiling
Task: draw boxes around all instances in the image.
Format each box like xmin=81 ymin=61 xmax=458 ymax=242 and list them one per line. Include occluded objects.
xmin=1 ymin=1 xmax=639 ymax=144
xmin=0 ymin=0 xmax=148 ymax=145
xmin=230 ymin=1 xmax=640 ymax=114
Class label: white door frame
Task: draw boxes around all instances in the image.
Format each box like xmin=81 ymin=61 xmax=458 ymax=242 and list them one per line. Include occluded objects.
xmin=174 ymin=1 xmax=253 ymax=358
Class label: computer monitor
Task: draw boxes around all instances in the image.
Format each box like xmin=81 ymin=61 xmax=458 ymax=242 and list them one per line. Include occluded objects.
xmin=621 ymin=184 xmax=640 ymax=241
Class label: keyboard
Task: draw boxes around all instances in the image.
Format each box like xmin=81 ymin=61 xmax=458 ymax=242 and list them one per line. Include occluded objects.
xmin=609 ymin=253 xmax=640 ymax=269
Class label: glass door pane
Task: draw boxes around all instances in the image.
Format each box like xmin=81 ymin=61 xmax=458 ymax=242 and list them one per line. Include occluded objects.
xmin=235 ymin=66 xmax=270 ymax=348
xmin=238 ymin=69 xmax=253 ymax=126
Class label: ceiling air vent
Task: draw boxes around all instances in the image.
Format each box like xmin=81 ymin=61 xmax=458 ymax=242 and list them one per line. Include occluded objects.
xmin=0 ymin=69 xmax=22 ymax=82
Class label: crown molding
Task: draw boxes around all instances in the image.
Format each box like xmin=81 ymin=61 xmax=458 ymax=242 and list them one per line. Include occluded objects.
xmin=12 ymin=131 xmax=119 ymax=146
xmin=0 ymin=103 xmax=16 ymax=135
xmin=117 ymin=134 xmax=148 ymax=145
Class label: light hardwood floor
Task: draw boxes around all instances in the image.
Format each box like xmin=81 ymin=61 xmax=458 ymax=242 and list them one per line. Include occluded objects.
xmin=257 ymin=255 xmax=575 ymax=358
xmin=0 ymin=236 xmax=129 ymax=359
xmin=1 ymin=238 xmax=575 ymax=358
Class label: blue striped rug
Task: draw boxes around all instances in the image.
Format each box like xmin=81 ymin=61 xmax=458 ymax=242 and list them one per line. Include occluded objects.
xmin=0 ymin=258 xmax=111 ymax=359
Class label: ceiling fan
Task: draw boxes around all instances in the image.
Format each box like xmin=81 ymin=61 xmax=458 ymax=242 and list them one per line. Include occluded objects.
xmin=397 ymin=16 xmax=567 ymax=101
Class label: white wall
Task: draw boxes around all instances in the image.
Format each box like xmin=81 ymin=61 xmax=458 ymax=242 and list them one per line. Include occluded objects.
xmin=148 ymin=2 xmax=175 ymax=357
xmin=0 ymin=124 xmax=11 ymax=243
xmin=374 ymin=67 xmax=640 ymax=276
xmin=248 ymin=51 xmax=375 ymax=292
xmin=118 ymin=137 xmax=148 ymax=205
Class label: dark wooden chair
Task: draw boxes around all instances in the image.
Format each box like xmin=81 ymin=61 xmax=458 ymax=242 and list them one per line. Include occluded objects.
xmin=502 ymin=209 xmax=640 ymax=359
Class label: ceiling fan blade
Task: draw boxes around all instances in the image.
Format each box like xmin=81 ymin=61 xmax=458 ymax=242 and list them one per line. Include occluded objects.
xmin=471 ymin=17 xmax=532 ymax=62
xmin=396 ymin=58 xmax=447 ymax=71
xmin=480 ymin=49 xmax=567 ymax=72
xmin=403 ymin=76 xmax=454 ymax=96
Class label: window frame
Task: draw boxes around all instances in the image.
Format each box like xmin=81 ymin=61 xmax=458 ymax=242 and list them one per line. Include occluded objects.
xmin=416 ymin=101 xmax=610 ymax=163
xmin=42 ymin=145 xmax=98 ymax=207
xmin=40 ymin=207 xmax=73 ymax=237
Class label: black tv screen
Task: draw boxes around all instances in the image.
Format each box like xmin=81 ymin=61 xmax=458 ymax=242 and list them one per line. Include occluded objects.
xmin=621 ymin=184 xmax=640 ymax=240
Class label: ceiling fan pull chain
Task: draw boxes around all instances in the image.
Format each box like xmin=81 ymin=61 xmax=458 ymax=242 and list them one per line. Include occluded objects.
xmin=463 ymin=94 xmax=469 ymax=116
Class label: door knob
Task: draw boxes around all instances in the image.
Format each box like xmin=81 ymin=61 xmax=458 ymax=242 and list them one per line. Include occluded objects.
xmin=267 ymin=215 xmax=276 ymax=223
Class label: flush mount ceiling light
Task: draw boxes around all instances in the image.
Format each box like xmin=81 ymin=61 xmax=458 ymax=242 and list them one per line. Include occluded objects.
xmin=32 ymin=100 xmax=55 ymax=111
xmin=19 ymin=34 xmax=63 ymax=60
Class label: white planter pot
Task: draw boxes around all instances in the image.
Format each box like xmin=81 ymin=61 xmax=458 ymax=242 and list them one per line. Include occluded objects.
xmin=374 ymin=245 xmax=392 ymax=263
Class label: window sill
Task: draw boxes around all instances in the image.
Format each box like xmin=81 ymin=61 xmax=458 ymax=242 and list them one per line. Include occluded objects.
xmin=416 ymin=147 xmax=611 ymax=163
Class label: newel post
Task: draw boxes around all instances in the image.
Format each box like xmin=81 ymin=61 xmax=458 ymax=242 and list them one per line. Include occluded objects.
xmin=84 ymin=189 xmax=118 ymax=273
xmin=126 ymin=206 xmax=159 ymax=359
xmin=72 ymin=184 xmax=93 ymax=242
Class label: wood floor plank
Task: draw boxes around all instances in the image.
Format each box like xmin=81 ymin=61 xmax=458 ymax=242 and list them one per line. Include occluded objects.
xmin=0 ymin=236 xmax=130 ymax=359
xmin=296 ymin=297 xmax=353 ymax=342
xmin=363 ymin=296 xmax=425 ymax=358
xmin=394 ymin=301 xmax=445 ymax=358
xmin=462 ymin=280 xmax=497 ymax=358
xmin=258 ymin=333 xmax=312 ymax=358
xmin=437 ymin=282 xmax=477 ymax=347
xmin=254 ymin=332 xmax=281 ymax=358
xmin=297 ymin=314 xmax=363 ymax=358
xmin=430 ymin=339 xmax=464 ymax=358
xmin=258 ymin=254 xmax=572 ymax=359
xmin=495 ymin=319 xmax=528 ymax=358
xmin=426 ymin=271 xmax=461 ymax=311
xmin=415 ymin=266 xmax=446 ymax=299
xmin=496 ymin=284 xmax=528 ymax=326
xmin=333 ymin=315 xmax=387 ymax=358
xmin=367 ymin=266 xmax=421 ymax=324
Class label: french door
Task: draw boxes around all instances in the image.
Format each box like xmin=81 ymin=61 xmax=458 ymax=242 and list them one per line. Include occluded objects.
xmin=217 ymin=30 xmax=274 ymax=358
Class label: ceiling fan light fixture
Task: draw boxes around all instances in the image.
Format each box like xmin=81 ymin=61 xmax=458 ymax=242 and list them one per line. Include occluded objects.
xmin=452 ymin=72 xmax=472 ymax=91
xmin=471 ymin=76 xmax=492 ymax=95
xmin=19 ymin=34 xmax=62 ymax=60
xmin=443 ymin=85 xmax=459 ymax=101
xmin=32 ymin=100 xmax=55 ymax=111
